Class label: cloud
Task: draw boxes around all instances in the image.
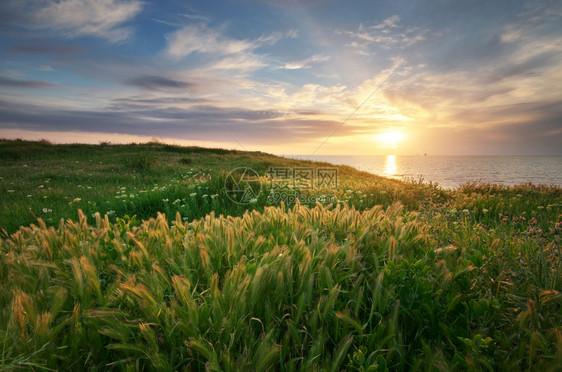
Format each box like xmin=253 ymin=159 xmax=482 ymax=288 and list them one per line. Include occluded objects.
xmin=126 ymin=75 xmax=197 ymax=91
xmin=207 ymin=54 xmax=268 ymax=73
xmin=339 ymin=18 xmax=428 ymax=52
xmin=164 ymin=23 xmax=297 ymax=74
xmin=0 ymin=96 xmax=366 ymax=148
xmin=9 ymin=45 xmax=84 ymax=54
xmin=1 ymin=0 xmax=143 ymax=42
xmin=165 ymin=24 xmax=255 ymax=59
xmin=371 ymin=15 xmax=400 ymax=29
xmin=255 ymin=0 xmax=333 ymax=9
xmin=257 ymin=29 xmax=299 ymax=45
xmin=0 ymin=77 xmax=54 ymax=89
xmin=166 ymin=25 xmax=296 ymax=57
xmin=107 ymin=96 xmax=204 ymax=111
xmin=281 ymin=54 xmax=330 ymax=70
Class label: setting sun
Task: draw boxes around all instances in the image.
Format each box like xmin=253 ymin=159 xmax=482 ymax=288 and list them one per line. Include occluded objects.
xmin=377 ymin=130 xmax=405 ymax=148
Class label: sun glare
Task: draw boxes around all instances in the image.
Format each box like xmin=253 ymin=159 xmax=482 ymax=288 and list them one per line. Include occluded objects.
xmin=377 ymin=130 xmax=405 ymax=148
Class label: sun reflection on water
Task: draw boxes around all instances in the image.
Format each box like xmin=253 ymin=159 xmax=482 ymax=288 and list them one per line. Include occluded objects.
xmin=384 ymin=155 xmax=397 ymax=177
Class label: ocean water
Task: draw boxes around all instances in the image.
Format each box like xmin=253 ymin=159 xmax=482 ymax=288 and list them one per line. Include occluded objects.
xmin=288 ymin=155 xmax=562 ymax=189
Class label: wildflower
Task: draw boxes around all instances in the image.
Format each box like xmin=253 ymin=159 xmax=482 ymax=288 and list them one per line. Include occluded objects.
xmin=449 ymin=208 xmax=457 ymax=214
xmin=190 ymin=193 xmax=197 ymax=197
xmin=250 ymin=198 xmax=258 ymax=204
xmin=505 ymin=278 xmax=510 ymax=282
xmin=162 ymin=198 xmax=169 ymax=203
xmin=38 ymin=185 xmax=44 ymax=189
xmin=73 ymin=198 xmax=81 ymax=203
xmin=537 ymin=206 xmax=544 ymax=210
xmin=462 ymin=209 xmax=469 ymax=214
xmin=7 ymin=190 xmax=14 ymax=193
xmin=42 ymin=208 xmax=52 ymax=213
xmin=87 ymin=186 xmax=92 ymax=189
xmin=482 ymin=208 xmax=489 ymax=213
xmin=172 ymin=199 xmax=181 ymax=205
xmin=27 ymin=194 xmax=32 ymax=198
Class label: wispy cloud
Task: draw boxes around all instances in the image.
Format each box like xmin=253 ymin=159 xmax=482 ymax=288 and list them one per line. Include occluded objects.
xmin=0 ymin=77 xmax=54 ymax=89
xmin=9 ymin=45 xmax=84 ymax=55
xmin=165 ymin=24 xmax=255 ymax=59
xmin=371 ymin=15 xmax=400 ymax=29
xmin=338 ymin=15 xmax=428 ymax=52
xmin=164 ymin=23 xmax=297 ymax=76
xmin=126 ymin=75 xmax=197 ymax=91
xmin=1 ymin=0 xmax=142 ymax=42
xmin=37 ymin=65 xmax=53 ymax=71
xmin=257 ymin=29 xmax=298 ymax=45
xmin=281 ymin=54 xmax=330 ymax=70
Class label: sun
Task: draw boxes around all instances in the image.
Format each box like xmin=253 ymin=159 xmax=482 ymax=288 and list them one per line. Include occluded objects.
xmin=377 ymin=129 xmax=405 ymax=148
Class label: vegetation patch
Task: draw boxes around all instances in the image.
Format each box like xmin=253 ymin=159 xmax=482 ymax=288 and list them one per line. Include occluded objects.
xmin=0 ymin=140 xmax=560 ymax=370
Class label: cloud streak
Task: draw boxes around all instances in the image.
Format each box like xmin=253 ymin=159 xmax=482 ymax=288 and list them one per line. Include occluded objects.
xmin=126 ymin=75 xmax=197 ymax=91
xmin=0 ymin=77 xmax=54 ymax=89
xmin=0 ymin=0 xmax=142 ymax=42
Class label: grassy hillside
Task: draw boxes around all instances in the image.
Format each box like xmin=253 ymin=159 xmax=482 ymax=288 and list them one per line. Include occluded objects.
xmin=0 ymin=139 xmax=560 ymax=370
xmin=0 ymin=139 xmax=438 ymax=235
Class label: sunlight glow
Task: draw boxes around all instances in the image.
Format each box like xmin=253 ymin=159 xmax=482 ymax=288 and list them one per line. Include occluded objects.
xmin=378 ymin=130 xmax=405 ymax=148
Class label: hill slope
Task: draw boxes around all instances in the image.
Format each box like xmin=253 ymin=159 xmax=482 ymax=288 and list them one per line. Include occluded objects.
xmin=0 ymin=139 xmax=560 ymax=370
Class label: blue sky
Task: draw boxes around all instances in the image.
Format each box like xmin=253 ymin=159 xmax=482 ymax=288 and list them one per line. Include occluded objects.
xmin=0 ymin=0 xmax=561 ymax=155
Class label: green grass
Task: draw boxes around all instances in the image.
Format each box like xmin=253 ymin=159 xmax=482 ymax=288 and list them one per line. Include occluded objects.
xmin=0 ymin=139 xmax=438 ymax=236
xmin=0 ymin=139 xmax=560 ymax=371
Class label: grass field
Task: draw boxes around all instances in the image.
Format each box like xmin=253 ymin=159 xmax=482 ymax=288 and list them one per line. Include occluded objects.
xmin=0 ymin=139 xmax=560 ymax=371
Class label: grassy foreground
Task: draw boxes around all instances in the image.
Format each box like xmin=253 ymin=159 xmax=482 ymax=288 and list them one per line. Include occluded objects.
xmin=0 ymin=140 xmax=561 ymax=371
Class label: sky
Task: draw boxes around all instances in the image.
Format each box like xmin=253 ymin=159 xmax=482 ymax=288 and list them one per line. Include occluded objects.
xmin=0 ymin=0 xmax=561 ymax=155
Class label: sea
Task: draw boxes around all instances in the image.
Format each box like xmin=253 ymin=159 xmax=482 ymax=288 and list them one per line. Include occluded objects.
xmin=287 ymin=155 xmax=562 ymax=189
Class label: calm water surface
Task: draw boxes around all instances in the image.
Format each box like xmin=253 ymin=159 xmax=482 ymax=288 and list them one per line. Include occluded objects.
xmin=288 ymin=155 xmax=562 ymax=189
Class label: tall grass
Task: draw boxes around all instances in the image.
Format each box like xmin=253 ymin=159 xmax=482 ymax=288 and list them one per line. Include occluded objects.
xmin=1 ymin=202 xmax=560 ymax=370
